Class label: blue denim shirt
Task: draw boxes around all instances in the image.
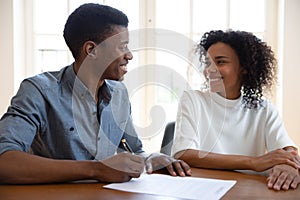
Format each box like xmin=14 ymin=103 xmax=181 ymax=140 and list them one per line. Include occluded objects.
xmin=0 ymin=64 xmax=143 ymax=160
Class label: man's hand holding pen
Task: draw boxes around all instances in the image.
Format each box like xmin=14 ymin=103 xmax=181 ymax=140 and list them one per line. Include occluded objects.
xmin=100 ymin=152 xmax=145 ymax=182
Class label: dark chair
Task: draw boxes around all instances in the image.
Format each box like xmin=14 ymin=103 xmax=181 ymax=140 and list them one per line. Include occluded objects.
xmin=160 ymin=121 xmax=175 ymax=156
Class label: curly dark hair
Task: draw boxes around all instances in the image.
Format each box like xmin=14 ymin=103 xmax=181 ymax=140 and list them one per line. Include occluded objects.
xmin=196 ymin=30 xmax=277 ymax=109
xmin=63 ymin=3 xmax=129 ymax=60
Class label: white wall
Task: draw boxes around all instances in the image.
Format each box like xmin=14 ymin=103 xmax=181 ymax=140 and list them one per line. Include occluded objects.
xmin=280 ymin=0 xmax=300 ymax=147
xmin=0 ymin=0 xmax=14 ymax=115
xmin=0 ymin=0 xmax=26 ymax=116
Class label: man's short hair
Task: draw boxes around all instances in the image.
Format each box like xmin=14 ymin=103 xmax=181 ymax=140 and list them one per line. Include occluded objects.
xmin=63 ymin=3 xmax=129 ymax=60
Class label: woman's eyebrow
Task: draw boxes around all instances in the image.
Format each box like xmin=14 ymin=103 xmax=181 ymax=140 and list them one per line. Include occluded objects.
xmin=215 ymin=55 xmax=229 ymax=59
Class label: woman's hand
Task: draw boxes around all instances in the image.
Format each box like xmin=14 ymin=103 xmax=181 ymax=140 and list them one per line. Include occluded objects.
xmin=251 ymin=149 xmax=300 ymax=172
xmin=144 ymin=153 xmax=192 ymax=176
xmin=267 ymin=164 xmax=300 ymax=190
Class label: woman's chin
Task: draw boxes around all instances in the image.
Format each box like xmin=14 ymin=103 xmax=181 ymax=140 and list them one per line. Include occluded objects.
xmin=209 ymin=83 xmax=225 ymax=93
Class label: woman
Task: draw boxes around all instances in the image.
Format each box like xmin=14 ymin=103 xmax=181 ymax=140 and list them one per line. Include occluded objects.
xmin=172 ymin=30 xmax=300 ymax=190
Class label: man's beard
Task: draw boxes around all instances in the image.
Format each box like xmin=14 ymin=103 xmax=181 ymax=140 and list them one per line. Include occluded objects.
xmin=118 ymin=76 xmax=124 ymax=81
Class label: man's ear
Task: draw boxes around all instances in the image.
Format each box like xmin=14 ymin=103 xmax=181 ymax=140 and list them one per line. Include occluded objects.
xmin=83 ymin=41 xmax=97 ymax=58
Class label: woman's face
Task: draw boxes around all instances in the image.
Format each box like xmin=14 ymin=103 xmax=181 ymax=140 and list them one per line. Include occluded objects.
xmin=204 ymin=42 xmax=242 ymax=99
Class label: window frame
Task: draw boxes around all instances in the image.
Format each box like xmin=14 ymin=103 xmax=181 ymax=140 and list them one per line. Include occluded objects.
xmin=22 ymin=0 xmax=279 ymax=152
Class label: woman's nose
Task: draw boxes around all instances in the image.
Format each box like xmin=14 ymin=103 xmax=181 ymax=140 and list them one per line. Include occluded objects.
xmin=204 ymin=63 xmax=216 ymax=76
xmin=206 ymin=62 xmax=217 ymax=73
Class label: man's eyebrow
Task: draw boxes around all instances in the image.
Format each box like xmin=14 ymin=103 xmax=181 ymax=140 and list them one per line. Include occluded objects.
xmin=120 ymin=40 xmax=129 ymax=44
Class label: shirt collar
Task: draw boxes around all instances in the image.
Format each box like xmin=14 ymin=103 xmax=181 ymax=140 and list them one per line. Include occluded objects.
xmin=64 ymin=63 xmax=113 ymax=103
xmin=98 ymin=81 xmax=112 ymax=103
xmin=210 ymin=91 xmax=242 ymax=108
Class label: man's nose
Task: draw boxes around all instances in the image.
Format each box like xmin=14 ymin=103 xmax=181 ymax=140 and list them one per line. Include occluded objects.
xmin=125 ymin=51 xmax=133 ymax=60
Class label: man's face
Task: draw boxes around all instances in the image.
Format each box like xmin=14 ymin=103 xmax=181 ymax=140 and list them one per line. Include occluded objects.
xmin=99 ymin=26 xmax=133 ymax=81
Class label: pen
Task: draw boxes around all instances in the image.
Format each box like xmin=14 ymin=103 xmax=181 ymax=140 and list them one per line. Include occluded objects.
xmin=121 ymin=138 xmax=134 ymax=154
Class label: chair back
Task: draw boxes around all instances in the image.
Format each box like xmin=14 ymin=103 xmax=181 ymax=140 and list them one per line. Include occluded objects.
xmin=160 ymin=121 xmax=175 ymax=155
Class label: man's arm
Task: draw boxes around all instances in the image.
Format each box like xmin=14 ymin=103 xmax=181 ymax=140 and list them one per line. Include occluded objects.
xmin=0 ymin=150 xmax=144 ymax=184
xmin=175 ymin=148 xmax=300 ymax=172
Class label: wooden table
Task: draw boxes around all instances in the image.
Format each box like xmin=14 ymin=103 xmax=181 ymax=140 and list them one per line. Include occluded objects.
xmin=0 ymin=168 xmax=299 ymax=200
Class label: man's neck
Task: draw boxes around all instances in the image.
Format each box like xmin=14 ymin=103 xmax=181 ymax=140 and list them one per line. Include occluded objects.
xmin=73 ymin=61 xmax=104 ymax=103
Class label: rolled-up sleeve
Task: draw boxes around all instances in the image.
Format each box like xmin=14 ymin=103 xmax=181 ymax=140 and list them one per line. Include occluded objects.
xmin=0 ymin=80 xmax=46 ymax=155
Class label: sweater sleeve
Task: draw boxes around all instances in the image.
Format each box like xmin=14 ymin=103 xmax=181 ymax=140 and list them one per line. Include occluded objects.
xmin=264 ymin=101 xmax=297 ymax=151
xmin=171 ymin=91 xmax=201 ymax=156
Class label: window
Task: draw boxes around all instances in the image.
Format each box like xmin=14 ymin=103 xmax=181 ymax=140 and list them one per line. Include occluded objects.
xmin=30 ymin=0 xmax=274 ymax=152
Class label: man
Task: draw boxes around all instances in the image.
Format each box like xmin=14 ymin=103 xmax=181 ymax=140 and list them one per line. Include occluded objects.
xmin=0 ymin=3 xmax=191 ymax=184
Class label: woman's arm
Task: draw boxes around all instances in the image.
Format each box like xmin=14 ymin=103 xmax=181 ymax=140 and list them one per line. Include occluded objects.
xmin=175 ymin=148 xmax=300 ymax=172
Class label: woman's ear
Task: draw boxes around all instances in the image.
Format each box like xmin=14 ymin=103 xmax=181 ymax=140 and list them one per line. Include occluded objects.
xmin=241 ymin=69 xmax=247 ymax=75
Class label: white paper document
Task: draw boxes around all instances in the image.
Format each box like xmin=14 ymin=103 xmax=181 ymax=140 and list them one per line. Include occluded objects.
xmin=103 ymin=174 xmax=236 ymax=200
